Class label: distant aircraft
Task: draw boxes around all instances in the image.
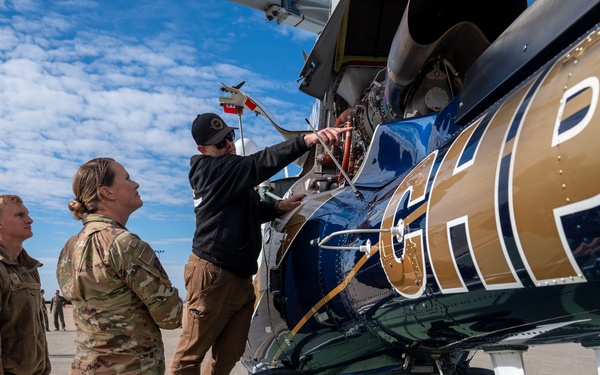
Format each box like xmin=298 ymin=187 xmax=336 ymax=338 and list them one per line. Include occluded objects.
xmin=223 ymin=0 xmax=600 ymax=374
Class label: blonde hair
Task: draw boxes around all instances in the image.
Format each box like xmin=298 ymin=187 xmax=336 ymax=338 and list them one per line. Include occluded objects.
xmin=0 ymin=195 xmax=23 ymax=217
xmin=68 ymin=158 xmax=116 ymax=220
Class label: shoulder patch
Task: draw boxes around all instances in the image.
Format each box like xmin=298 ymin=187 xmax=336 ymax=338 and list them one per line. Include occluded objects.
xmin=128 ymin=236 xmax=140 ymax=249
xmin=138 ymin=245 xmax=155 ymax=266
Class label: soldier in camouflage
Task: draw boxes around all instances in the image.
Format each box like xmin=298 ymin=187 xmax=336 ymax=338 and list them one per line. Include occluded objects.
xmin=57 ymin=157 xmax=183 ymax=374
xmin=0 ymin=194 xmax=51 ymax=374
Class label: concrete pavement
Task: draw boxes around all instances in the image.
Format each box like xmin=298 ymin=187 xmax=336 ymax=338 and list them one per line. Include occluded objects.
xmin=46 ymin=305 xmax=597 ymax=374
xmin=45 ymin=304 xmax=246 ymax=374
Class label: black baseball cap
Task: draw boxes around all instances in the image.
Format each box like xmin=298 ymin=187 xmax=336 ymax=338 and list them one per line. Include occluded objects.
xmin=191 ymin=113 xmax=237 ymax=146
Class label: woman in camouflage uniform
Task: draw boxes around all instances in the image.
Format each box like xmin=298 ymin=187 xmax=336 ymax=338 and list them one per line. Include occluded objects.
xmin=57 ymin=158 xmax=183 ymax=374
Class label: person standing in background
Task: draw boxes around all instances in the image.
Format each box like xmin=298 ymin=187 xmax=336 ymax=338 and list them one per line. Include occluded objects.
xmin=57 ymin=157 xmax=183 ymax=374
xmin=50 ymin=289 xmax=67 ymax=331
xmin=41 ymin=289 xmax=50 ymax=331
xmin=0 ymin=194 xmax=51 ymax=374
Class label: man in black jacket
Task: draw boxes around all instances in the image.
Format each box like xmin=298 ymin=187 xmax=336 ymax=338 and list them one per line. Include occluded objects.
xmin=171 ymin=113 xmax=348 ymax=374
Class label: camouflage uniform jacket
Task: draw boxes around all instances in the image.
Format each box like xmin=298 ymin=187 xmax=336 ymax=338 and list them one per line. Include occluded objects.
xmin=0 ymin=245 xmax=51 ymax=374
xmin=57 ymin=214 xmax=183 ymax=374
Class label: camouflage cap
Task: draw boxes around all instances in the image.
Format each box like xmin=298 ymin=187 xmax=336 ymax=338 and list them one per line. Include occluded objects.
xmin=191 ymin=113 xmax=237 ymax=146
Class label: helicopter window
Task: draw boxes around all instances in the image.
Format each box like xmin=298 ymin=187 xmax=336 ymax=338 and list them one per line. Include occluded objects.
xmin=353 ymin=116 xmax=434 ymax=188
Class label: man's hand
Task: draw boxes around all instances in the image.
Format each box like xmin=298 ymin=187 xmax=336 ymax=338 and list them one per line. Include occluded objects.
xmin=304 ymin=127 xmax=351 ymax=148
xmin=275 ymin=194 xmax=307 ymax=213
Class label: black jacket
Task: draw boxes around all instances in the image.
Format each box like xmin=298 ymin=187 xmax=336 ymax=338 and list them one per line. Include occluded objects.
xmin=189 ymin=135 xmax=309 ymax=276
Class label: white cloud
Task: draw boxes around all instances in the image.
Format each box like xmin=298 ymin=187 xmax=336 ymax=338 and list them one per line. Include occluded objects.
xmin=0 ymin=0 xmax=317 ymax=295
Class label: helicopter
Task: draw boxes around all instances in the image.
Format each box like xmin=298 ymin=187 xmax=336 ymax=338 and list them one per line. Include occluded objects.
xmin=219 ymin=0 xmax=600 ymax=374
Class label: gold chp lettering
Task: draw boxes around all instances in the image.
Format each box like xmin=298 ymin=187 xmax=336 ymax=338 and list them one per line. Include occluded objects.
xmin=379 ymin=36 xmax=600 ymax=296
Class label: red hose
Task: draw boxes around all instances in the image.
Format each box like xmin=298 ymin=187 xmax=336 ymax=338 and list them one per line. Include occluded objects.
xmin=336 ymin=110 xmax=353 ymax=183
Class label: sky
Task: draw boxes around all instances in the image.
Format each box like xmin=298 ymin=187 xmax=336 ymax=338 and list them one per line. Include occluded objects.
xmin=0 ymin=0 xmax=319 ymax=297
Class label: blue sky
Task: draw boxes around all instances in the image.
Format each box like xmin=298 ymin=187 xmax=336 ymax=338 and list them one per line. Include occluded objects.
xmin=0 ymin=0 xmax=318 ymax=296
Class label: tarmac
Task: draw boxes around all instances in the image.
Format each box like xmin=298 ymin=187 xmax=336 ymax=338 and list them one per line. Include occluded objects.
xmin=46 ymin=305 xmax=597 ymax=374
xmin=45 ymin=304 xmax=246 ymax=375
